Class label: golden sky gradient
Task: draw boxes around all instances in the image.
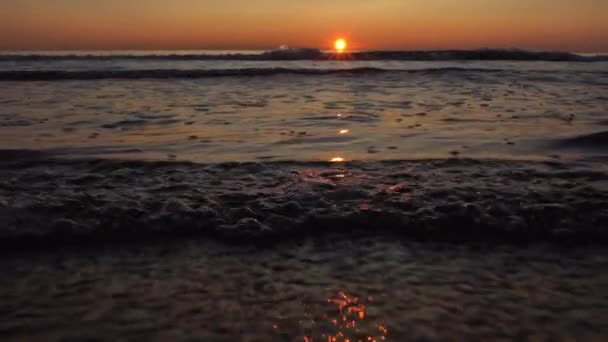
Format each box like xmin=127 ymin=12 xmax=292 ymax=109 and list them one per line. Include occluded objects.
xmin=1 ymin=0 xmax=607 ymax=52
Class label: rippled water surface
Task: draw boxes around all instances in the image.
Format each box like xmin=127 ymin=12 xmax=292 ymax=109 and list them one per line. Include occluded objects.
xmin=1 ymin=57 xmax=607 ymax=163
xmin=2 ymin=238 xmax=607 ymax=341
xmin=2 ymin=53 xmax=608 ymax=341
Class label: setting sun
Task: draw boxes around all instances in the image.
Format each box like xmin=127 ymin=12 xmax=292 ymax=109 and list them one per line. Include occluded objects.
xmin=1 ymin=1 xmax=607 ymax=341
xmin=334 ymin=39 xmax=347 ymax=53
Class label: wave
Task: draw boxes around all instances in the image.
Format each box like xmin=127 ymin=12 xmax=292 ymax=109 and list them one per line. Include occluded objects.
xmin=0 ymin=67 xmax=553 ymax=81
xmin=3 ymin=66 xmax=605 ymax=81
xmin=556 ymin=131 xmax=608 ymax=149
xmin=2 ymin=49 xmax=606 ymax=62
xmin=0 ymin=153 xmax=607 ymax=247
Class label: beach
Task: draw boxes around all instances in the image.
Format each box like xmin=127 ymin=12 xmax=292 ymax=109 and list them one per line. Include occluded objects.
xmin=2 ymin=238 xmax=607 ymax=341
xmin=1 ymin=51 xmax=607 ymax=340
xmin=1 ymin=155 xmax=607 ymax=341
xmin=1 ymin=56 xmax=607 ymax=163
xmin=0 ymin=157 xmax=607 ymax=245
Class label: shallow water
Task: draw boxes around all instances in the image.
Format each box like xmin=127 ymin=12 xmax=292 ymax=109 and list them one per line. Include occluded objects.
xmin=1 ymin=57 xmax=607 ymax=163
xmin=1 ymin=238 xmax=607 ymax=341
xmin=1 ymin=53 xmax=608 ymax=340
xmin=1 ymin=53 xmax=608 ymax=244
xmin=1 ymin=157 xmax=606 ymax=244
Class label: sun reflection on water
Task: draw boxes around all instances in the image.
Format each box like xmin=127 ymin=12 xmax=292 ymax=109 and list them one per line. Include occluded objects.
xmin=273 ymin=292 xmax=388 ymax=342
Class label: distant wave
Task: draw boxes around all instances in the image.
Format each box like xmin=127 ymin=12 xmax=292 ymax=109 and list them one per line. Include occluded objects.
xmin=0 ymin=67 xmax=514 ymax=80
xmin=2 ymin=49 xmax=607 ymax=62
xmin=0 ymin=67 xmax=567 ymax=81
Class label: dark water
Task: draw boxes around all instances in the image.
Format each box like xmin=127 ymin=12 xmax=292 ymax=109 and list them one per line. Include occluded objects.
xmin=1 ymin=51 xmax=607 ymax=341
xmin=1 ymin=51 xmax=607 ymax=244
xmin=1 ymin=53 xmax=607 ymax=163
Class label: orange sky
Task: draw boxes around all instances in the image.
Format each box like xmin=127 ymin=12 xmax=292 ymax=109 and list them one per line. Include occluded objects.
xmin=2 ymin=0 xmax=607 ymax=52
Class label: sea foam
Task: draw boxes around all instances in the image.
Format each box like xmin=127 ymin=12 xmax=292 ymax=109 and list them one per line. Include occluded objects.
xmin=0 ymin=156 xmax=606 ymax=247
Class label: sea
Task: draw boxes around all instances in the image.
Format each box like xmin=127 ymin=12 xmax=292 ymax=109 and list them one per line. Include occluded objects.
xmin=1 ymin=50 xmax=607 ymax=162
xmin=1 ymin=49 xmax=608 ymax=340
xmin=0 ymin=49 xmax=607 ymax=244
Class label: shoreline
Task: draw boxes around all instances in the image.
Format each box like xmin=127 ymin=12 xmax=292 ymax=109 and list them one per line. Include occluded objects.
xmin=2 ymin=237 xmax=607 ymax=341
xmin=1 ymin=156 xmax=606 ymax=248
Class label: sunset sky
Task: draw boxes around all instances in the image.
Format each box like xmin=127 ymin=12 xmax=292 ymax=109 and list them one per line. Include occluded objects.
xmin=2 ymin=0 xmax=607 ymax=52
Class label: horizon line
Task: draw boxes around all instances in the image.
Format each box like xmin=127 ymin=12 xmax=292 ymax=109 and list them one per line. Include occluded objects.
xmin=1 ymin=48 xmax=607 ymax=54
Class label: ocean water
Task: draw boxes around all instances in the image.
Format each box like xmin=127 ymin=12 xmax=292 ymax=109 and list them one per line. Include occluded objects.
xmin=1 ymin=51 xmax=607 ymax=163
xmin=2 ymin=51 xmax=608 ymax=341
xmin=0 ymin=51 xmax=607 ymax=244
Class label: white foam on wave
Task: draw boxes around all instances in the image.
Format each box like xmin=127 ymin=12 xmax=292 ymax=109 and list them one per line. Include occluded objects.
xmin=0 ymin=157 xmax=606 ymax=246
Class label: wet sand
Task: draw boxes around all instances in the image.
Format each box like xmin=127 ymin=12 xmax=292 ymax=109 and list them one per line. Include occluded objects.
xmin=1 ymin=238 xmax=607 ymax=341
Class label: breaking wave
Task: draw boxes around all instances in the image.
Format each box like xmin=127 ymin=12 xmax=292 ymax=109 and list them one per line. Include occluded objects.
xmin=0 ymin=153 xmax=606 ymax=247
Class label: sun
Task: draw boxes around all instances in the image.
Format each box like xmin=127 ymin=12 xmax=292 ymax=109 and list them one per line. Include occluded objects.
xmin=334 ymin=38 xmax=347 ymax=53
